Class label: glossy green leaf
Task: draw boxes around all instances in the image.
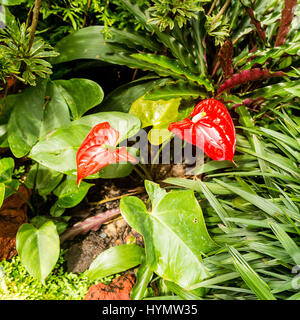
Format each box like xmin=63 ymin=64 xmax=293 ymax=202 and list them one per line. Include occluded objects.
xmin=8 ymin=79 xmax=47 ymax=158
xmin=0 ymin=157 xmax=14 ymax=183
xmin=85 ymin=244 xmax=144 ymax=280
xmin=25 ymin=164 xmax=64 ymax=197
xmin=129 ymin=95 xmax=181 ymax=145
xmin=39 ymin=81 xmax=71 ymax=138
xmin=16 ymin=221 xmax=60 ymax=284
xmin=54 ymin=78 xmax=104 ymax=119
xmin=120 ymin=181 xmax=217 ymax=289
xmin=4 ymin=179 xmax=19 ymax=199
xmin=30 ymin=112 xmax=141 ymax=176
xmin=52 ymin=26 xmax=161 ymax=71
xmin=237 ymin=43 xmax=300 ymax=69
xmin=7 ymin=78 xmax=104 ymax=158
xmin=53 ymin=176 xmax=93 ymax=210
xmin=194 ymin=180 xmax=233 ymax=228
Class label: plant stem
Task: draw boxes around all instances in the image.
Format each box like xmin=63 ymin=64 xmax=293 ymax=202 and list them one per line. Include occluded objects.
xmin=137 ymin=163 xmax=153 ymax=181
xmin=210 ymin=0 xmax=230 ymax=28
xmin=28 ymin=0 xmax=42 ymax=51
xmin=207 ymin=0 xmax=218 ymax=15
xmin=82 ymin=0 xmax=92 ymax=28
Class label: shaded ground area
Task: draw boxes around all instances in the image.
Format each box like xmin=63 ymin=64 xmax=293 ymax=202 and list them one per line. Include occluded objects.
xmin=0 ymin=186 xmax=30 ymax=261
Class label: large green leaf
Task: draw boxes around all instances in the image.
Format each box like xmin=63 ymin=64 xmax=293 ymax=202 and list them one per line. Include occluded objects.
xmin=120 ymin=181 xmax=217 ymax=289
xmin=16 ymin=221 xmax=60 ymax=284
xmin=7 ymin=78 xmax=104 ymax=158
xmin=129 ymin=95 xmax=181 ymax=145
xmin=52 ymin=26 xmax=161 ymax=71
xmin=25 ymin=164 xmax=64 ymax=197
xmin=53 ymin=176 xmax=93 ymax=209
xmin=30 ymin=112 xmax=141 ymax=176
xmin=99 ymin=77 xmax=169 ymax=113
xmin=54 ymin=78 xmax=104 ymax=119
xmin=85 ymin=244 xmax=144 ymax=280
xmin=8 ymin=79 xmax=47 ymax=157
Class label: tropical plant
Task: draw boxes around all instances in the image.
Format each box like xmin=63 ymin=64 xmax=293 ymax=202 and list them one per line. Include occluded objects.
xmin=0 ymin=0 xmax=299 ymax=300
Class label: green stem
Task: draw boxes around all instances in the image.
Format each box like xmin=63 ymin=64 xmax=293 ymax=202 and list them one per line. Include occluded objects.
xmin=133 ymin=166 xmax=147 ymax=181
xmin=137 ymin=163 xmax=153 ymax=181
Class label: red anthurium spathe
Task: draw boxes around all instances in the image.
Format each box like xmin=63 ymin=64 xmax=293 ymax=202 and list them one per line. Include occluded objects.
xmin=168 ymin=99 xmax=236 ymax=161
xmin=76 ymin=122 xmax=136 ymax=186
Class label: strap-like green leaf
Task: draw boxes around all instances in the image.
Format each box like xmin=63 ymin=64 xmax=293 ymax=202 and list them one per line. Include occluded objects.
xmin=228 ymin=246 xmax=276 ymax=300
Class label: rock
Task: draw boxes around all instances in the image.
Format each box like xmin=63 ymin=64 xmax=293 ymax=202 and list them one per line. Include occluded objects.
xmin=84 ymin=274 xmax=135 ymax=300
xmin=0 ymin=186 xmax=30 ymax=261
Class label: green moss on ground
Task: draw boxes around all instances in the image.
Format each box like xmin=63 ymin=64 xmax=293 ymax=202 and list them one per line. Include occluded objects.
xmin=0 ymin=250 xmax=114 ymax=300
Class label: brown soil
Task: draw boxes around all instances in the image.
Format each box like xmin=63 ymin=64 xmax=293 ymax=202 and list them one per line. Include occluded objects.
xmin=65 ymin=218 xmax=143 ymax=273
xmin=0 ymin=186 xmax=30 ymax=261
xmin=84 ymin=273 xmax=135 ymax=300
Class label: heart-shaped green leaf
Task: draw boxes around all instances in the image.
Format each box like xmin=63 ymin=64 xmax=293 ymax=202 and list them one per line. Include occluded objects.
xmin=120 ymin=181 xmax=217 ymax=289
xmin=54 ymin=78 xmax=104 ymax=120
xmin=16 ymin=221 xmax=60 ymax=284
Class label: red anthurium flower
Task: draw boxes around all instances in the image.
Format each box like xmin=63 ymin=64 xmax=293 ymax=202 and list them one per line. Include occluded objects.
xmin=168 ymin=99 xmax=236 ymax=161
xmin=76 ymin=122 xmax=136 ymax=186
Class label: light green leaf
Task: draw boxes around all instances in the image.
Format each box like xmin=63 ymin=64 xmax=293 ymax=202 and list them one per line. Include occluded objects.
xmin=120 ymin=181 xmax=217 ymax=289
xmin=0 ymin=157 xmax=14 ymax=183
xmin=130 ymin=257 xmax=153 ymax=300
xmin=85 ymin=244 xmax=144 ymax=280
xmin=16 ymin=221 xmax=60 ymax=284
xmin=0 ymin=183 xmax=4 ymax=208
xmin=129 ymin=95 xmax=180 ymax=145
xmin=269 ymin=221 xmax=300 ymax=265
